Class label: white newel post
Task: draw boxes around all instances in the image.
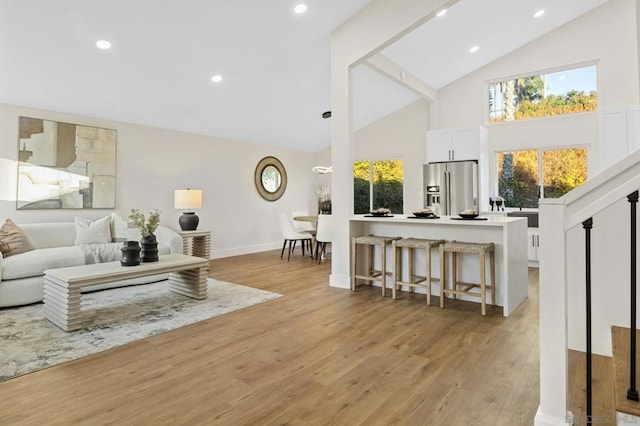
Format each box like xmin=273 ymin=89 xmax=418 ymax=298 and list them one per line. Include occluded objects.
xmin=536 ymin=199 xmax=571 ymax=425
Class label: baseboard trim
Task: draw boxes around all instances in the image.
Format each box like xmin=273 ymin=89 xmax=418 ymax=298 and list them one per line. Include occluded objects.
xmin=535 ymin=406 xmax=571 ymax=425
xmin=330 ymin=273 xmax=350 ymax=289
xmin=211 ymin=242 xmax=282 ymax=259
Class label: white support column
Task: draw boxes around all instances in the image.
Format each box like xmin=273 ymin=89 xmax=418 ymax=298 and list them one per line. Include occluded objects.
xmin=330 ymin=0 xmax=459 ymax=289
xmin=536 ymin=199 xmax=571 ymax=425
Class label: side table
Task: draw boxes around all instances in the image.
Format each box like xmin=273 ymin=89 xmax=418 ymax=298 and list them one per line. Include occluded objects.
xmin=178 ymin=230 xmax=212 ymax=259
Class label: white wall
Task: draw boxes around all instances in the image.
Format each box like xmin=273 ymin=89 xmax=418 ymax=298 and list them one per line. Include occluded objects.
xmin=429 ymin=0 xmax=640 ymax=356
xmin=354 ymin=99 xmax=430 ymax=213
xmin=0 ymin=103 xmax=321 ymax=258
xmin=437 ymin=0 xmax=638 ymax=186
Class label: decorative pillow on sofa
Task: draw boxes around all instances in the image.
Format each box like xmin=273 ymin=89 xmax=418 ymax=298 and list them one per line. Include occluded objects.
xmin=110 ymin=212 xmax=139 ymax=242
xmin=74 ymin=215 xmax=112 ymax=245
xmin=0 ymin=218 xmax=35 ymax=258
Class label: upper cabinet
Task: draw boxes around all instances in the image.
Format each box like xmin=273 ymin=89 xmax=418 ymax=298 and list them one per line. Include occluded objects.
xmin=599 ymin=108 xmax=640 ymax=172
xmin=426 ymin=126 xmax=488 ymax=163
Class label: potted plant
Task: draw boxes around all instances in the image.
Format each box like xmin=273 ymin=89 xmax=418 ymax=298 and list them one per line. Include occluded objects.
xmin=129 ymin=209 xmax=161 ymax=262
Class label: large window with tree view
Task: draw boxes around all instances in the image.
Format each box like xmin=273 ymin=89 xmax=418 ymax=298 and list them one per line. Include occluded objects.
xmin=488 ymin=64 xmax=597 ymax=122
xmin=497 ymin=147 xmax=587 ymax=208
xmin=353 ymin=160 xmax=404 ymax=214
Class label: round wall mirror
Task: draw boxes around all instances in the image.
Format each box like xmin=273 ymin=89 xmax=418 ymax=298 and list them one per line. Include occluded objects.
xmin=255 ymin=156 xmax=287 ymax=201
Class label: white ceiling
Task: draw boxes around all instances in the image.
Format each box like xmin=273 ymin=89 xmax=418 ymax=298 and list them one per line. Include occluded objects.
xmin=381 ymin=0 xmax=611 ymax=90
xmin=0 ymin=0 xmax=613 ymax=153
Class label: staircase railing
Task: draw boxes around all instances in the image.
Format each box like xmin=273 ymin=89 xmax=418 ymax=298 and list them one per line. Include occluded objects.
xmin=537 ymin=148 xmax=640 ymax=425
xmin=578 ymin=192 xmax=640 ymax=424
xmin=583 ymin=217 xmax=593 ymax=421
xmin=628 ymin=191 xmax=639 ymax=403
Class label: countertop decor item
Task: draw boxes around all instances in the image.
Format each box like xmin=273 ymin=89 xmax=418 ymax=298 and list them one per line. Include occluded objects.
xmin=369 ymin=208 xmax=391 ymax=217
xmin=174 ymin=189 xmax=202 ymax=231
xmin=458 ymin=209 xmax=479 ymax=219
xmin=413 ymin=208 xmax=436 ymax=218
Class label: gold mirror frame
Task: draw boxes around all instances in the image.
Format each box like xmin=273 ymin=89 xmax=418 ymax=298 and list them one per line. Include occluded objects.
xmin=254 ymin=156 xmax=287 ymax=201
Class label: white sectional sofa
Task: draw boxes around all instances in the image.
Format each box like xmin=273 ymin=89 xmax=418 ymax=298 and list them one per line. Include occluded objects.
xmin=0 ymin=221 xmax=183 ymax=308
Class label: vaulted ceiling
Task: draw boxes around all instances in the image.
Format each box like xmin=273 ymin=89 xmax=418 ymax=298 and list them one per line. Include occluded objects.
xmin=0 ymin=0 xmax=612 ymax=152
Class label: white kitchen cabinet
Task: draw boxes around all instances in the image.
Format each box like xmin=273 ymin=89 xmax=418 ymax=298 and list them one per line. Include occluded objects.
xmin=426 ymin=126 xmax=487 ymax=163
xmin=527 ymin=228 xmax=540 ymax=264
xmin=599 ymin=108 xmax=640 ymax=172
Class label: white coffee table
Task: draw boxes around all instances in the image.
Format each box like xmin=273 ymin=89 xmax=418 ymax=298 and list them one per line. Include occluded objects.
xmin=43 ymin=254 xmax=210 ymax=331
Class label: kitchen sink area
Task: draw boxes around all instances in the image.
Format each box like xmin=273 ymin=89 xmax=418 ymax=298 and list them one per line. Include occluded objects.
xmin=507 ymin=211 xmax=539 ymax=228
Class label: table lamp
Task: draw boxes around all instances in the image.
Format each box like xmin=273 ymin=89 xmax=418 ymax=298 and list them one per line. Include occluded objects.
xmin=174 ymin=189 xmax=202 ymax=231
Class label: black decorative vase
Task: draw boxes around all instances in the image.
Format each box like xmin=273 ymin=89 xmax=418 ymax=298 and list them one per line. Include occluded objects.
xmin=140 ymin=234 xmax=159 ymax=262
xmin=120 ymin=241 xmax=141 ymax=266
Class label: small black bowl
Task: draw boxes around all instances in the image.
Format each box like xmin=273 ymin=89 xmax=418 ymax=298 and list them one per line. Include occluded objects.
xmin=413 ymin=211 xmax=435 ymax=218
xmin=459 ymin=212 xmax=479 ymax=219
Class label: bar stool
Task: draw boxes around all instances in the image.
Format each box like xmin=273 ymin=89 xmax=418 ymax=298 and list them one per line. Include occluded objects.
xmin=439 ymin=241 xmax=496 ymax=316
xmin=392 ymin=238 xmax=444 ymax=305
xmin=351 ymin=235 xmax=400 ymax=296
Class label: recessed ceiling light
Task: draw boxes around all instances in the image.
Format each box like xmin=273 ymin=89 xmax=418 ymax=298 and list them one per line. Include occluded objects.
xmin=534 ymin=9 xmax=545 ymax=18
xmin=294 ymin=3 xmax=307 ymax=14
xmin=469 ymin=46 xmax=479 ymax=53
xmin=96 ymin=40 xmax=111 ymax=50
xmin=436 ymin=9 xmax=447 ymax=17
xmin=211 ymin=75 xmax=223 ymax=83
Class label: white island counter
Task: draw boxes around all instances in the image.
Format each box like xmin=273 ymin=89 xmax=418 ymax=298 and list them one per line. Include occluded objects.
xmin=350 ymin=214 xmax=528 ymax=316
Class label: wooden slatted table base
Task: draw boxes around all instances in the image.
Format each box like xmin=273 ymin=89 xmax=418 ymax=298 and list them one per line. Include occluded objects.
xmin=178 ymin=230 xmax=212 ymax=259
xmin=43 ymin=254 xmax=210 ymax=332
xmin=168 ymin=268 xmax=208 ymax=299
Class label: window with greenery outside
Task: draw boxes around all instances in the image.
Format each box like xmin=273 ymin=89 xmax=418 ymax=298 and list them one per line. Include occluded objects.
xmin=489 ymin=65 xmax=597 ymax=123
xmin=353 ymin=160 xmax=404 ymax=214
xmin=497 ymin=147 xmax=587 ymax=208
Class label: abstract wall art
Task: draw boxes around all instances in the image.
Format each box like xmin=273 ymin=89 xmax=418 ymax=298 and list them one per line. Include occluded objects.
xmin=17 ymin=117 xmax=117 ymax=209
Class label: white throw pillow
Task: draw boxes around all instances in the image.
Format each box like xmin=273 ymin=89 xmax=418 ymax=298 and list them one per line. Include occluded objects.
xmin=109 ymin=212 xmax=141 ymax=242
xmin=74 ymin=215 xmax=112 ymax=245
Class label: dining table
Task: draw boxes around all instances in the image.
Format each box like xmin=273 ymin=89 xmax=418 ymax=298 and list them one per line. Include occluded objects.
xmin=293 ymin=215 xmax=331 ymax=260
xmin=292 ymin=215 xmax=318 ymax=224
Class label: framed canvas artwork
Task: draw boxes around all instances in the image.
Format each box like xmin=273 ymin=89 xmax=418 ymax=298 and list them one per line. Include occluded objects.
xmin=17 ymin=117 xmax=117 ymax=209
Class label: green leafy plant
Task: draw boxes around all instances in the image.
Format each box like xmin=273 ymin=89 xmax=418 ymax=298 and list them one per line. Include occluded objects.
xmin=129 ymin=209 xmax=161 ymax=237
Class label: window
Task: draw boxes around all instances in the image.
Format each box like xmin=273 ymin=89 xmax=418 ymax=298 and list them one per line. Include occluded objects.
xmin=497 ymin=147 xmax=587 ymax=208
xmin=353 ymin=160 xmax=404 ymax=214
xmin=489 ymin=65 xmax=597 ymax=123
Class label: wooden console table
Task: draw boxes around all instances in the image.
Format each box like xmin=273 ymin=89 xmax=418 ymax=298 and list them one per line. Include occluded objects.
xmin=178 ymin=230 xmax=211 ymax=259
xmin=43 ymin=254 xmax=209 ymax=332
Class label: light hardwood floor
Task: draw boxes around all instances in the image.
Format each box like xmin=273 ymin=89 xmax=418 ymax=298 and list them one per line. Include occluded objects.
xmin=0 ymin=251 xmax=540 ymax=425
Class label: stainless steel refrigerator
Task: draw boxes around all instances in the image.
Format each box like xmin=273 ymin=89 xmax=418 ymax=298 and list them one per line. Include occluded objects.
xmin=423 ymin=160 xmax=479 ymax=215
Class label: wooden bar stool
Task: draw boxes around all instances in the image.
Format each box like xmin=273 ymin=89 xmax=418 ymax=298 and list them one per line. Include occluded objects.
xmin=351 ymin=235 xmax=400 ymax=296
xmin=439 ymin=241 xmax=496 ymax=316
xmin=392 ymin=238 xmax=444 ymax=305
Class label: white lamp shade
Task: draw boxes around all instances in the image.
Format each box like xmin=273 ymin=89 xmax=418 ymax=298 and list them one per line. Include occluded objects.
xmin=174 ymin=189 xmax=202 ymax=210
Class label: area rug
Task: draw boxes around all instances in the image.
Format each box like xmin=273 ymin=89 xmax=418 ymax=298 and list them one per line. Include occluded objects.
xmin=0 ymin=279 xmax=281 ymax=381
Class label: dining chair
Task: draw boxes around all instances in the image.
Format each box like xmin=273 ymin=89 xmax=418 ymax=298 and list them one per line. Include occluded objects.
xmin=291 ymin=211 xmax=316 ymax=235
xmin=278 ymin=213 xmax=313 ymax=261
xmin=314 ymin=214 xmax=332 ymax=264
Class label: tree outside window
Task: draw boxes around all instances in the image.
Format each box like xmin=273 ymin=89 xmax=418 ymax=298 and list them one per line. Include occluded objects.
xmin=489 ymin=65 xmax=597 ymax=123
xmin=497 ymin=147 xmax=587 ymax=208
xmin=353 ymin=160 xmax=403 ymax=214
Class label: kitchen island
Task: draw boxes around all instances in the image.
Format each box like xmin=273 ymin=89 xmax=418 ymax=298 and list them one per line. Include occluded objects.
xmin=350 ymin=214 xmax=528 ymax=316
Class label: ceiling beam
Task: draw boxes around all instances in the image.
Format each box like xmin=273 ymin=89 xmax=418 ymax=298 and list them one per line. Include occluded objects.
xmin=364 ymin=53 xmax=437 ymax=102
